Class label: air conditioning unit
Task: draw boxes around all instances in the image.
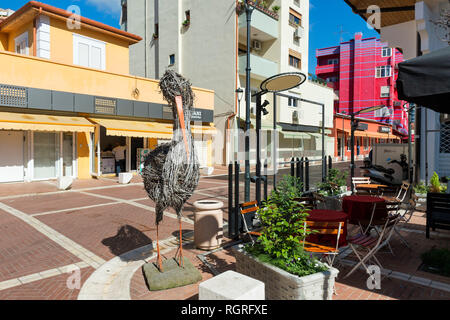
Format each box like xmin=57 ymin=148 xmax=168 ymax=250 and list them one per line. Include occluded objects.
xmin=294 ymin=26 xmax=303 ymax=39
xmin=252 ymin=40 xmax=262 ymax=51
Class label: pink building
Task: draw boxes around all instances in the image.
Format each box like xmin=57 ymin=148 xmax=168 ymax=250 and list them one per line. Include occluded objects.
xmin=316 ymin=33 xmax=410 ymax=141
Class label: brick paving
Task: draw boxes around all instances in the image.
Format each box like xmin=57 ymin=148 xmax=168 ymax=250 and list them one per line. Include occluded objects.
xmin=0 ymin=171 xmax=449 ymax=300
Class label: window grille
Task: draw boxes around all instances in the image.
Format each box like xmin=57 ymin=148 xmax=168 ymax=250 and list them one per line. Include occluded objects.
xmin=0 ymin=84 xmax=28 ymax=108
xmin=440 ymin=122 xmax=450 ymax=154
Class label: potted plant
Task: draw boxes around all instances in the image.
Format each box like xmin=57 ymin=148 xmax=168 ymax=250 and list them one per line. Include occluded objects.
xmin=317 ymin=168 xmax=348 ymax=210
xmin=182 ymin=19 xmax=190 ymax=27
xmin=232 ymin=175 xmax=339 ymax=300
xmin=272 ymin=5 xmax=280 ymax=14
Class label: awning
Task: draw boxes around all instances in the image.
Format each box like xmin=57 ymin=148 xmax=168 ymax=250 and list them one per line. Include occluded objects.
xmin=397 ymin=46 xmax=450 ymax=113
xmin=0 ymin=112 xmax=95 ymax=132
xmin=89 ymin=118 xmax=173 ymax=139
xmin=281 ymin=131 xmax=310 ymax=139
xmin=88 ymin=118 xmax=217 ymax=139
xmin=337 ymin=128 xmax=400 ymax=140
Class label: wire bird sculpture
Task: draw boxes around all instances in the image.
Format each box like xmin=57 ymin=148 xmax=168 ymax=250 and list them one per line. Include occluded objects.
xmin=142 ymin=70 xmax=200 ymax=272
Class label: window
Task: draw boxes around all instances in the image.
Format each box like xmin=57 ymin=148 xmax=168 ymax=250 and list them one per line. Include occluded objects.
xmin=375 ymin=106 xmax=391 ymax=118
xmin=382 ymin=47 xmax=392 ymax=57
xmin=380 ymin=86 xmax=390 ymax=98
xmin=288 ymin=97 xmax=298 ymax=107
xmin=15 ymin=32 xmax=29 ymax=55
xmin=289 ymin=13 xmax=301 ymax=26
xmin=294 ymin=0 xmax=300 ymax=7
xmin=73 ymin=34 xmax=105 ymax=70
xmin=289 ymin=55 xmax=301 ymax=69
xmin=347 ymin=137 xmax=351 ymax=151
xmin=364 ymin=137 xmax=369 ymax=150
xmin=328 ymin=58 xmax=339 ymax=65
xmin=169 ymin=54 xmax=175 ymax=66
xmin=376 ymin=65 xmax=392 ymax=78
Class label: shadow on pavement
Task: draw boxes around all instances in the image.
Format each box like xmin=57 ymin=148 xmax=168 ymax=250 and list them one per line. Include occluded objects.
xmin=102 ymin=225 xmax=153 ymax=261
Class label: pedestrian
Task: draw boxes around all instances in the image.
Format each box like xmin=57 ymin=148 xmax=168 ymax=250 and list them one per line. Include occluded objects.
xmin=112 ymin=142 xmax=126 ymax=176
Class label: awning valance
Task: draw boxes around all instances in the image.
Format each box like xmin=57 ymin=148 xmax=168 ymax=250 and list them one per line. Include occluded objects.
xmin=0 ymin=112 xmax=95 ymax=132
xmin=88 ymin=118 xmax=217 ymax=139
xmin=282 ymin=131 xmax=310 ymax=139
xmin=337 ymin=128 xmax=400 ymax=140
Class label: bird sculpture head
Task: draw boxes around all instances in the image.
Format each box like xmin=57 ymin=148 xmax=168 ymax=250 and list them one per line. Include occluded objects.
xmin=159 ymin=70 xmax=195 ymax=158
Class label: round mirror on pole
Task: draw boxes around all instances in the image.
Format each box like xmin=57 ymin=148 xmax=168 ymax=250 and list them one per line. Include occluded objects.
xmin=260 ymin=72 xmax=307 ymax=94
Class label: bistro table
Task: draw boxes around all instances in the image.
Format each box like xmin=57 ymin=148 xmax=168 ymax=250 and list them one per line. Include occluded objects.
xmin=355 ymin=184 xmax=388 ymax=195
xmin=342 ymin=195 xmax=388 ymax=226
xmin=306 ymin=209 xmax=349 ymax=247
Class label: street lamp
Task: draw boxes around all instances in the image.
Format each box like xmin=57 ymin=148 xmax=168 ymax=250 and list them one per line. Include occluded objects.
xmin=350 ymin=105 xmax=385 ymax=193
xmin=235 ymin=88 xmax=244 ymax=161
xmin=251 ymin=72 xmax=307 ymax=204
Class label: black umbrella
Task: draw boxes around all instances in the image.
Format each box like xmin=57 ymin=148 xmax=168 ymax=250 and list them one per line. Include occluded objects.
xmin=397 ymin=46 xmax=450 ymax=113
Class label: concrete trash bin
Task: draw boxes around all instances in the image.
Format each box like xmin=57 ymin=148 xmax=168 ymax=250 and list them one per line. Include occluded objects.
xmin=193 ymin=200 xmax=224 ymax=250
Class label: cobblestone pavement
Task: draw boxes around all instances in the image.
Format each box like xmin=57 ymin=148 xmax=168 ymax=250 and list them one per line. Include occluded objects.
xmin=0 ymin=171 xmax=449 ymax=300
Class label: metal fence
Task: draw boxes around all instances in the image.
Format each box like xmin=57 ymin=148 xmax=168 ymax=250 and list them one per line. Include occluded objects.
xmin=227 ymin=155 xmax=333 ymax=239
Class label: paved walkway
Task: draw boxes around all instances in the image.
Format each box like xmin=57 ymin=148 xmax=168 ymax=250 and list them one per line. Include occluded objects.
xmin=0 ymin=173 xmax=449 ymax=300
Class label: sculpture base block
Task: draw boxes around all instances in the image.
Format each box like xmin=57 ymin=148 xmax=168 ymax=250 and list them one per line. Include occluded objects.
xmin=142 ymin=257 xmax=202 ymax=291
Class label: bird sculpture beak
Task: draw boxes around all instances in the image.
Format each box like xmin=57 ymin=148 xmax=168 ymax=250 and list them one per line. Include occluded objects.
xmin=175 ymin=95 xmax=190 ymax=159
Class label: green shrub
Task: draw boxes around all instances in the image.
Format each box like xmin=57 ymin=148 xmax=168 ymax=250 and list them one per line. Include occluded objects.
xmin=243 ymin=175 xmax=327 ymax=277
xmin=317 ymin=168 xmax=348 ymax=196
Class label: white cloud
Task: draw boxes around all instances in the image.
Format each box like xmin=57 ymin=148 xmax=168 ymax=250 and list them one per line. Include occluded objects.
xmin=85 ymin=0 xmax=121 ymax=15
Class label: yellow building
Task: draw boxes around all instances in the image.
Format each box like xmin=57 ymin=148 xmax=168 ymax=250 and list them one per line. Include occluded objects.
xmin=0 ymin=1 xmax=215 ymax=183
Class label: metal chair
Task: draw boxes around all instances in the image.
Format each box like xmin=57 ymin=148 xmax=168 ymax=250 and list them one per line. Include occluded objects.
xmin=239 ymin=201 xmax=261 ymax=245
xmin=344 ymin=214 xmax=402 ymax=279
xmin=382 ymin=181 xmax=410 ymax=203
xmin=302 ymin=221 xmax=344 ymax=268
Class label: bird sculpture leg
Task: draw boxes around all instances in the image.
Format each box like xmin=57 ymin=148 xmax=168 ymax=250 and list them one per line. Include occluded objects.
xmin=178 ymin=219 xmax=185 ymax=268
xmin=156 ymin=224 xmax=163 ymax=272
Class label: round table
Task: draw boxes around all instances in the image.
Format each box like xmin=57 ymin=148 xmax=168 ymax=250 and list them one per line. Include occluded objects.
xmin=342 ymin=195 xmax=387 ymax=225
xmin=306 ymin=209 xmax=349 ymax=247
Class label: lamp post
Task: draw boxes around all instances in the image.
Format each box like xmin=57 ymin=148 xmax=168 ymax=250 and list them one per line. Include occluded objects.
xmin=244 ymin=0 xmax=254 ymax=202
xmin=252 ymin=72 xmax=307 ymax=204
xmin=235 ymin=88 xmax=244 ymax=161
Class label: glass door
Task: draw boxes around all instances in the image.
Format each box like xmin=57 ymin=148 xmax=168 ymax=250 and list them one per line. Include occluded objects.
xmin=63 ymin=133 xmax=74 ymax=177
xmin=34 ymin=132 xmax=59 ymax=180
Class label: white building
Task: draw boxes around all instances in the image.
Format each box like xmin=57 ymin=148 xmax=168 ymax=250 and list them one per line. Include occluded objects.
xmin=344 ymin=0 xmax=450 ymax=182
xmin=121 ymin=0 xmax=334 ymax=167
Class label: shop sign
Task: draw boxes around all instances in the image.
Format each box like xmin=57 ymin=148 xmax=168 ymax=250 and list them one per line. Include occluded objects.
xmin=379 ymin=126 xmax=390 ymax=133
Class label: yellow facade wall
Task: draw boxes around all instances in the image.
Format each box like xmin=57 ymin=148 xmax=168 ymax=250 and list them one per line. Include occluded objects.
xmin=7 ymin=22 xmax=34 ymax=54
xmin=77 ymin=132 xmax=91 ymax=179
xmin=0 ymin=33 xmax=7 ymax=51
xmin=0 ymin=51 xmax=215 ymax=111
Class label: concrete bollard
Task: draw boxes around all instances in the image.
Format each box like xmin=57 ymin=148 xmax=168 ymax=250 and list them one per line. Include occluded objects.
xmin=199 ymin=270 xmax=265 ymax=300
xmin=193 ymin=200 xmax=223 ymax=250
xmin=57 ymin=176 xmax=73 ymax=190
xmin=118 ymin=172 xmax=133 ymax=184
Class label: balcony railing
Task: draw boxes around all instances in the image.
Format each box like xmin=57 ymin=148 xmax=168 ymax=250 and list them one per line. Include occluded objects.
xmin=239 ymin=53 xmax=278 ymax=80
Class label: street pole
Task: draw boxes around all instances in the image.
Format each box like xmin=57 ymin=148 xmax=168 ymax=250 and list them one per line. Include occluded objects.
xmin=273 ymin=92 xmax=277 ymax=190
xmin=255 ymin=93 xmax=262 ymax=204
xmin=350 ymin=113 xmax=355 ymax=193
xmin=322 ymin=103 xmax=326 ymax=181
xmin=408 ymin=105 xmax=413 ymax=183
xmin=244 ymin=0 xmax=253 ymax=203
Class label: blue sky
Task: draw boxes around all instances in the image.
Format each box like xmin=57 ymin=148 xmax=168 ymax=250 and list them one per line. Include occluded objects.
xmin=4 ymin=0 xmax=378 ymax=75
xmin=308 ymin=0 xmax=379 ymax=74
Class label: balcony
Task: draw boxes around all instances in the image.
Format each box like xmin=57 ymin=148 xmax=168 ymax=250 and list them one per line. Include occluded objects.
xmin=239 ymin=53 xmax=278 ymax=80
xmin=0 ymin=51 xmax=214 ymax=117
xmin=238 ymin=4 xmax=279 ymax=42
xmin=315 ymin=63 xmax=339 ymax=75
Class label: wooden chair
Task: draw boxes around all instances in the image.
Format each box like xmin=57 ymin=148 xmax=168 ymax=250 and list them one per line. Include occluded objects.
xmin=239 ymin=201 xmax=261 ymax=245
xmin=382 ymin=181 xmax=410 ymax=203
xmin=352 ymin=177 xmax=371 ymax=194
xmin=302 ymin=221 xmax=344 ymax=268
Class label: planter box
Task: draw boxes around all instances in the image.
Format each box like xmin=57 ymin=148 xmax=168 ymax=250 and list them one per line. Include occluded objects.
xmin=232 ymin=245 xmax=339 ymax=300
